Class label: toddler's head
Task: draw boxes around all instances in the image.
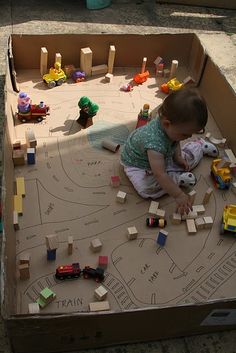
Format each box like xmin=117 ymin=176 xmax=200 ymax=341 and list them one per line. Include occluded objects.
xmin=158 ymin=88 xmax=208 ymax=141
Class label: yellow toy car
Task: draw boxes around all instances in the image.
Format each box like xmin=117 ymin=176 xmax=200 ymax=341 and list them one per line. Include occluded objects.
xmin=220 ymin=204 xmax=236 ymax=235
xmin=160 ymin=78 xmax=183 ymax=94
xmin=211 ymin=159 xmax=232 ymax=189
xmin=43 ymin=62 xmax=67 ymax=88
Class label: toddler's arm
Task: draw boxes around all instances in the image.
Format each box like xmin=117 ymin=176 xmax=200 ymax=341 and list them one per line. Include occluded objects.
xmin=173 ymin=143 xmax=190 ymax=171
xmin=147 ymin=150 xmax=192 ymax=214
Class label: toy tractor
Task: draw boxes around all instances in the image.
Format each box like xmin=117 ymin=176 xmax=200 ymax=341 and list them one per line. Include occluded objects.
xmin=43 ymin=62 xmax=67 ymax=88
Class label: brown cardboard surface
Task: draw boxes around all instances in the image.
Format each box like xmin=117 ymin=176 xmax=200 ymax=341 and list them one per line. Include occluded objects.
xmin=3 ymin=33 xmax=236 ymax=352
xmin=157 ymin=0 xmax=236 ymax=9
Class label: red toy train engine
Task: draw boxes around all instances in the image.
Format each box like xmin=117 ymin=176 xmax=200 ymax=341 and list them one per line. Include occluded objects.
xmin=55 ymin=263 xmax=104 ymax=282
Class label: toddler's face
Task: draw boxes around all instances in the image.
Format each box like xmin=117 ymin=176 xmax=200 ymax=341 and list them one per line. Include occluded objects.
xmin=166 ymin=121 xmax=201 ymax=141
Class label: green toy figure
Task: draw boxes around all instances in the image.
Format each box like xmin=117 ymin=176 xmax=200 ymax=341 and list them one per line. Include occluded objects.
xmin=76 ymin=96 xmax=99 ymax=129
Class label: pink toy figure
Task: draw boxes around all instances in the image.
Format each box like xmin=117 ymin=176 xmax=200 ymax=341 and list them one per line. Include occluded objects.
xmin=17 ymin=92 xmax=31 ymax=113
xmin=120 ymin=83 xmax=133 ymax=92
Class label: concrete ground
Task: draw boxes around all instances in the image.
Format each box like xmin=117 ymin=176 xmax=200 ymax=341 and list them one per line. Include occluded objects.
xmin=0 ymin=0 xmax=236 ymax=352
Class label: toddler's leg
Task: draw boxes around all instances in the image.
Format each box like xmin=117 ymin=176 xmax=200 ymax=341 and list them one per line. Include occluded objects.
xmin=123 ymin=165 xmax=166 ymax=199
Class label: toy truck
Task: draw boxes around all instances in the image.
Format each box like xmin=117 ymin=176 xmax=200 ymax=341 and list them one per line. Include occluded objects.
xmin=220 ymin=204 xmax=236 ymax=235
xmin=211 ymin=159 xmax=232 ymax=189
xmin=16 ymin=103 xmax=50 ymax=123
xmin=43 ymin=62 xmax=67 ymax=88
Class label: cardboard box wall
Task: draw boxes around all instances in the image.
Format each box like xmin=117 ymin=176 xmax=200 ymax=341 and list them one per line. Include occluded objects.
xmin=157 ymin=0 xmax=236 ymax=9
xmin=1 ymin=33 xmax=236 ymax=353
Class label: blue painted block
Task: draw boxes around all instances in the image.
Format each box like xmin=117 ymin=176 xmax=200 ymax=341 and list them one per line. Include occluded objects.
xmin=47 ymin=249 xmax=56 ymax=260
xmin=27 ymin=148 xmax=35 ymax=165
xmin=157 ymin=230 xmax=168 ymax=247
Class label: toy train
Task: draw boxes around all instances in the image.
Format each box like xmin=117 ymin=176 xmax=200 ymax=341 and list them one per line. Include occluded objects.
xmin=17 ymin=103 xmax=50 ymax=123
xmin=55 ymin=262 xmax=104 ymax=282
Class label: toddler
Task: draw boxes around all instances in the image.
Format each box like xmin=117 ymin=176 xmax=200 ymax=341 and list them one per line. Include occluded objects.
xmin=121 ymin=88 xmax=218 ymax=214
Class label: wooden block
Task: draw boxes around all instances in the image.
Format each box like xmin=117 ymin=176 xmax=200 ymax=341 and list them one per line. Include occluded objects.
xmin=55 ymin=53 xmax=62 ymax=65
xmin=13 ymin=149 xmax=25 ymax=166
xmin=91 ymin=64 xmax=108 ymax=76
xmin=203 ymin=216 xmax=213 ymax=229
xmin=89 ymin=301 xmax=110 ymax=312
xmin=13 ymin=210 xmax=19 ymax=230
xmin=157 ymin=229 xmax=168 ymax=247
xmin=94 ymin=285 xmax=108 ymax=301
xmin=14 ymin=195 xmax=23 ymax=215
xmin=188 ymin=190 xmax=196 ymax=204
xmin=155 ymin=209 xmax=165 ymax=218
xmin=186 ymin=219 xmax=197 ymax=234
xmin=45 ymin=234 xmax=59 ymax=250
xmin=202 ymin=187 xmax=213 ymax=205
xmin=181 ymin=211 xmax=198 ymax=220
xmin=105 ymin=73 xmax=113 ymax=82
xmin=111 ymin=175 xmax=120 ymax=187
xmin=98 ymin=255 xmax=108 ymax=269
xmin=141 ymin=57 xmax=147 ymax=74
xmin=25 ymin=129 xmax=37 ymax=148
xmin=183 ymin=76 xmax=194 ymax=85
xmin=153 ymin=56 xmax=163 ymax=66
xmin=225 ymin=149 xmax=236 ymax=164
xmin=13 ymin=140 xmax=21 ymax=150
xmin=170 ymin=213 xmax=182 ymax=225
xmin=19 ymin=253 xmax=30 ymax=265
xmin=68 ymin=235 xmax=73 ymax=255
xmin=148 ymin=201 xmax=159 ymax=215
xmin=27 ymin=148 xmax=36 ymax=165
xmin=127 ymin=226 xmax=138 ymax=240
xmin=116 ymin=191 xmax=127 ymax=203
xmin=28 ymin=303 xmax=40 ymax=314
xmin=163 ymin=68 xmax=170 ymax=77
xmin=108 ymin=45 xmax=116 ymax=74
xmin=205 ymin=132 xmax=211 ymax=139
xmin=192 ymin=205 xmax=205 ymax=214
xmin=170 ymin=59 xmax=178 ymax=78
xmin=91 ymin=238 xmax=102 ymax=252
xmin=209 ymin=136 xmax=226 ymax=147
xmin=80 ymin=47 xmax=92 ymax=76
xmin=195 ymin=217 xmax=205 ymax=230
xmin=16 ymin=176 xmax=25 ymax=197
xmin=40 ymin=47 xmax=48 ymax=76
xmin=19 ymin=263 xmax=30 ymax=280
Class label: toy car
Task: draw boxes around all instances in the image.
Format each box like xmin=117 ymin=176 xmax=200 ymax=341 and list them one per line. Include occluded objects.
xmin=220 ymin=204 xmax=236 ymax=235
xmin=82 ymin=266 xmax=104 ymax=282
xmin=211 ymin=159 xmax=232 ymax=189
xmin=55 ymin=263 xmax=81 ymax=280
xmin=160 ymin=78 xmax=183 ymax=94
xmin=16 ymin=103 xmax=50 ymax=123
xmin=43 ymin=62 xmax=67 ymax=88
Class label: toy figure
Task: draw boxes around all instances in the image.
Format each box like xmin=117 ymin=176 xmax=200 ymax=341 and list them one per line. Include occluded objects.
xmin=76 ymin=96 xmax=99 ymax=129
xmin=136 ymin=103 xmax=150 ymax=129
xmin=72 ymin=70 xmax=85 ymax=83
xmin=120 ymin=83 xmax=133 ymax=92
xmin=17 ymin=92 xmax=31 ymax=113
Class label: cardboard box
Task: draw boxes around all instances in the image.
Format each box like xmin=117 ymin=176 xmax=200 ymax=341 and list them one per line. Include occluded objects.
xmin=2 ymin=33 xmax=236 ymax=353
xmin=157 ymin=0 xmax=236 ymax=9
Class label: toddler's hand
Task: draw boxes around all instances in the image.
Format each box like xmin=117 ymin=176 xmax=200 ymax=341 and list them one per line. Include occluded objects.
xmin=175 ymin=192 xmax=192 ymax=215
xmin=176 ymin=156 xmax=190 ymax=171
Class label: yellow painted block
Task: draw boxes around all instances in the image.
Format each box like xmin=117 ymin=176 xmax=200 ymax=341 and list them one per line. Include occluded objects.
xmin=16 ymin=177 xmax=25 ymax=197
xmin=14 ymin=195 xmax=23 ymax=215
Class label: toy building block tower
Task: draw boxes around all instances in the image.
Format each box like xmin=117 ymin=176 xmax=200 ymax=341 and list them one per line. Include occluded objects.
xmin=46 ymin=234 xmax=59 ymax=260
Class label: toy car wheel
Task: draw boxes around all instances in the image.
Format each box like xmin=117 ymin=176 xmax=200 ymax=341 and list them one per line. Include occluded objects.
xmin=48 ymin=81 xmax=56 ymax=89
xmin=220 ymin=222 xmax=225 ymax=235
xmin=83 ymin=273 xmax=89 ymax=279
xmin=37 ymin=116 xmax=43 ymax=122
xmin=56 ymin=79 xmax=64 ymax=86
xmin=20 ymin=118 xmax=27 ymax=123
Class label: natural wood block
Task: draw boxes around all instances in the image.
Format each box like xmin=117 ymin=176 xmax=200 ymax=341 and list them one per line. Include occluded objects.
xmin=40 ymin=47 xmax=48 ymax=76
xmin=116 ymin=191 xmax=127 ymax=203
xmin=55 ymin=53 xmax=62 ymax=64
xmin=94 ymin=285 xmax=108 ymax=301
xmin=170 ymin=59 xmax=178 ymax=78
xmin=232 ymin=182 xmax=236 ymax=195
xmin=105 ymin=73 xmax=113 ymax=82
xmin=192 ymin=205 xmax=205 ymax=214
xmin=202 ymin=187 xmax=213 ymax=205
xmin=19 ymin=253 xmax=30 ymax=265
xmin=188 ymin=190 xmax=196 ymax=204
xmin=16 ymin=177 xmax=25 ymax=197
xmin=80 ymin=47 xmax=92 ymax=76
xmin=89 ymin=301 xmax=110 ymax=312
xmin=45 ymin=234 xmax=59 ymax=250
xmin=91 ymin=64 xmax=108 ymax=76
xmin=68 ymin=235 xmax=73 ymax=255
xmin=163 ymin=68 xmax=170 ymax=77
xmin=148 ymin=201 xmax=159 ymax=215
xmin=170 ymin=213 xmax=182 ymax=225
xmin=195 ymin=217 xmax=205 ymax=230
xmin=225 ymin=149 xmax=236 ymax=164
xmin=155 ymin=209 xmax=165 ymax=218
xmin=108 ymin=45 xmax=115 ymax=74
xmin=13 ymin=210 xmax=19 ymax=230
xmin=14 ymin=195 xmax=23 ymax=215
xmin=127 ymin=226 xmax=138 ymax=240
xmin=203 ymin=216 xmax=213 ymax=229
xmin=181 ymin=211 xmax=198 ymax=220
xmin=186 ymin=219 xmax=197 ymax=234
xmin=28 ymin=303 xmax=40 ymax=314
xmin=19 ymin=263 xmax=30 ymax=280
xmin=13 ymin=140 xmax=21 ymax=150
xmin=91 ymin=238 xmax=102 ymax=252
xmin=25 ymin=129 xmax=37 ymax=148
xmin=13 ymin=149 xmax=25 ymax=166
